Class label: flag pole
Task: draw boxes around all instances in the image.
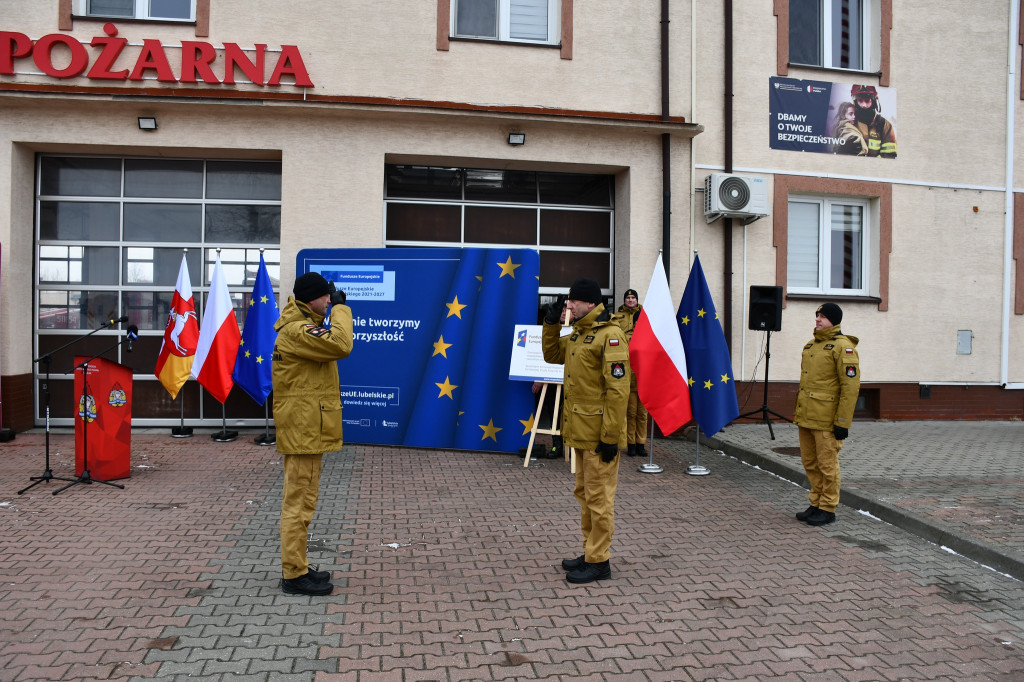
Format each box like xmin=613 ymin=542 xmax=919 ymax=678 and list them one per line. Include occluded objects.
xmin=170 ymin=248 xmax=193 ymax=438
xmin=637 ymin=417 xmax=662 ymax=473
xmin=171 ymin=393 xmax=192 ymax=438
xmin=207 ymin=248 xmax=238 ymax=443
xmin=255 ymin=401 xmax=275 ymax=446
xmin=686 ymin=426 xmax=711 ymax=476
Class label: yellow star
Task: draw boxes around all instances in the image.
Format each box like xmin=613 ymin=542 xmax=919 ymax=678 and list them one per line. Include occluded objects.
xmin=446 ymin=296 xmax=467 ymax=319
xmin=679 ymin=315 xmax=690 ymax=325
xmin=260 ymin=295 xmax=269 ymax=304
xmin=480 ymin=419 xmax=502 ymax=442
xmin=688 ymin=376 xmax=695 ymax=387
xmin=432 ymin=335 xmax=453 ymax=358
xmin=519 ymin=412 xmax=535 ymax=435
xmin=239 ymin=338 xmax=245 ymax=346
xmin=249 ymin=298 xmax=255 ymax=307
xmin=497 ymin=256 xmax=521 ymax=278
xmin=720 ymin=373 xmax=731 ymax=384
xmin=697 ymin=308 xmax=706 ymax=318
xmin=704 ymin=379 xmax=713 ymax=390
xmin=256 ymin=355 xmax=264 ymax=364
xmin=244 ymin=349 xmax=251 ymax=358
xmin=435 ymin=376 xmax=458 ymax=399
xmin=715 ymin=311 xmax=721 ymax=320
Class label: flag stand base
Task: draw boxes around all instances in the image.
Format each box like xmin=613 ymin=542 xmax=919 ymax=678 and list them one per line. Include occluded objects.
xmin=171 ymin=397 xmax=192 ymax=437
xmin=254 ymin=432 xmax=275 ymax=446
xmin=211 ymin=404 xmax=237 ymax=442
xmin=637 ymin=462 xmax=663 ymax=474
xmin=686 ymin=464 xmax=711 ymax=476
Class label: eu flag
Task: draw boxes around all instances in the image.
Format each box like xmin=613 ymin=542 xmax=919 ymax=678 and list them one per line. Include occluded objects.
xmin=402 ymin=248 xmax=539 ymax=453
xmin=232 ymin=254 xmax=278 ymax=405
xmin=676 ymin=255 xmax=739 ymax=436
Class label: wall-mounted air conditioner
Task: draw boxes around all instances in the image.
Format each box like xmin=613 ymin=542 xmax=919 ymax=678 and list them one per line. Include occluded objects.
xmin=704 ymin=173 xmax=769 ymax=224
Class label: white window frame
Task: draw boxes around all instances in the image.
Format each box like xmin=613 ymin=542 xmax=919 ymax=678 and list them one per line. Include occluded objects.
xmin=451 ymin=0 xmax=561 ymax=46
xmin=787 ymin=195 xmax=871 ymax=297
xmin=74 ymin=0 xmax=196 ymax=22
xmin=790 ymin=0 xmax=876 ymax=72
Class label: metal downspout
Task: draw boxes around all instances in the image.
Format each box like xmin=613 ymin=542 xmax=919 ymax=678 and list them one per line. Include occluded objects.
xmin=723 ymin=0 xmax=734 ymax=349
xmin=661 ymin=0 xmax=671 ymax=281
xmin=1001 ymin=0 xmax=1022 ymax=389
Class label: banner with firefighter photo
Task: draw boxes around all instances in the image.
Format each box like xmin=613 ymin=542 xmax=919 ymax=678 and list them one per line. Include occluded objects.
xmin=769 ymin=77 xmax=897 ymax=158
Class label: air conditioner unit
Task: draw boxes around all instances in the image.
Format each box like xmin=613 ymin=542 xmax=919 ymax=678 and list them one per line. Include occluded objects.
xmin=704 ymin=173 xmax=769 ymax=224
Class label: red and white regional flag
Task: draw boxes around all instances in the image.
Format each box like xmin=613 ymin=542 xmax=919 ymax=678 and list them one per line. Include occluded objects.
xmin=628 ymin=254 xmax=693 ymax=435
xmin=190 ymin=252 xmax=241 ymax=404
xmin=155 ymin=254 xmax=199 ymax=399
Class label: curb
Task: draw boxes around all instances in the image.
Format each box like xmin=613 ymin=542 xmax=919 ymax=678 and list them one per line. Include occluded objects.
xmin=697 ymin=431 xmax=1024 ymax=583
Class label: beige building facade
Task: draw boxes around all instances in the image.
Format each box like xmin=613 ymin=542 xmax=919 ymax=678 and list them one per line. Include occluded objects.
xmin=0 ymin=1 xmax=1021 ymax=431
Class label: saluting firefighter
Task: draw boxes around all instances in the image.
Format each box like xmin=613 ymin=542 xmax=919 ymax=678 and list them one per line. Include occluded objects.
xmin=542 ymin=278 xmax=630 ymax=584
xmin=273 ymin=272 xmax=352 ymax=596
xmin=614 ymin=288 xmax=648 ymax=457
xmin=793 ymin=303 xmax=860 ymax=527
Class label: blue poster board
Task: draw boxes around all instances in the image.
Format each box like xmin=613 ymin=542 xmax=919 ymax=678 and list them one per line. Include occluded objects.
xmin=296 ymin=247 xmax=540 ymax=453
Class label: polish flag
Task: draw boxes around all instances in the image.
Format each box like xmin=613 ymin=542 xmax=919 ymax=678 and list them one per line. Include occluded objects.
xmin=628 ymin=254 xmax=692 ymax=435
xmin=190 ymin=252 xmax=241 ymax=404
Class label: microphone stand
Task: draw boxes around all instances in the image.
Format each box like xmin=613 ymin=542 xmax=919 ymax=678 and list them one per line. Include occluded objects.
xmin=52 ymin=335 xmax=131 ymax=496
xmin=19 ymin=318 xmax=125 ymax=495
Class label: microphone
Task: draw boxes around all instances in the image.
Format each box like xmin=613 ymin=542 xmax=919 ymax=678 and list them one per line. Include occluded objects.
xmin=126 ymin=325 xmax=139 ymax=352
xmin=108 ymin=315 xmax=129 ymax=326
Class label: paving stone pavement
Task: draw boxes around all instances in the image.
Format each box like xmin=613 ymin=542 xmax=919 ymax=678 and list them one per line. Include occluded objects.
xmin=0 ymin=426 xmax=1022 ymax=681
xmin=702 ymin=421 xmax=1024 ymax=581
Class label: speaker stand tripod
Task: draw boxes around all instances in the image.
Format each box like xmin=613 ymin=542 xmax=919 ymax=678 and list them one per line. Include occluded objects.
xmin=737 ymin=329 xmax=792 ymax=440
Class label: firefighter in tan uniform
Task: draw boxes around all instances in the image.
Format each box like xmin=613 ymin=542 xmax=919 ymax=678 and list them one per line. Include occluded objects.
xmin=793 ymin=303 xmax=860 ymax=527
xmin=542 ymin=278 xmax=630 ymax=584
xmin=273 ymin=272 xmax=352 ymax=595
xmin=615 ymin=289 xmax=648 ymax=457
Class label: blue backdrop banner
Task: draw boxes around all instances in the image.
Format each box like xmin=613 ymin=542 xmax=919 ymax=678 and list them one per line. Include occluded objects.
xmin=296 ymin=248 xmax=540 ymax=453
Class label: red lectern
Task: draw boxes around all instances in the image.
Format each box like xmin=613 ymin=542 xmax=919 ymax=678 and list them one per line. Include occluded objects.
xmin=73 ymin=356 xmax=132 ymax=481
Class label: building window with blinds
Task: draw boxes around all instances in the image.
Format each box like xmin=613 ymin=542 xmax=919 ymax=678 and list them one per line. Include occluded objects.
xmin=788 ymin=0 xmax=875 ymax=71
xmin=787 ymin=196 xmax=869 ymax=295
xmin=452 ymin=0 xmax=561 ymax=45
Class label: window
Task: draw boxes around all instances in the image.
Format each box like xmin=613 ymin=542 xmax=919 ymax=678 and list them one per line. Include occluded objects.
xmin=787 ymin=196 xmax=870 ymax=295
xmin=788 ymin=0 xmax=874 ymax=71
xmin=384 ymin=164 xmax=614 ymax=293
xmin=78 ymin=0 xmax=195 ymax=21
xmin=452 ymin=0 xmax=561 ymax=45
xmin=36 ymin=155 xmax=281 ymax=426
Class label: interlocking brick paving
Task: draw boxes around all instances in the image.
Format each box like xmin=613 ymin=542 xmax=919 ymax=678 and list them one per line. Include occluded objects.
xmin=2 ymin=429 xmax=1023 ymax=681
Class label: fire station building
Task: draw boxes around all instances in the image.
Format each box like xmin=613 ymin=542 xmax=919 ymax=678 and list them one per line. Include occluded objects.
xmin=1 ymin=1 xmax=1022 ymax=432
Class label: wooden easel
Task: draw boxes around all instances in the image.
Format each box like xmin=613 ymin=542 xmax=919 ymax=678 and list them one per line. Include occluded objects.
xmin=524 ymin=381 xmax=576 ymax=473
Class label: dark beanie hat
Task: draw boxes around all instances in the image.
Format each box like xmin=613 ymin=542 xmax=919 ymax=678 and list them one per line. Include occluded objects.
xmin=293 ymin=272 xmax=332 ymax=303
xmin=568 ymin=278 xmax=602 ymax=304
xmin=623 ymin=288 xmax=639 ymax=301
xmin=816 ymin=302 xmax=843 ymax=326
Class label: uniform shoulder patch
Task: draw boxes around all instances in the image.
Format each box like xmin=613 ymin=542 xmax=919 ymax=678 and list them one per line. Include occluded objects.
xmin=608 ymin=338 xmax=620 ymax=346
xmin=824 ymin=343 xmax=834 ymax=350
xmin=304 ymin=324 xmax=329 ymax=337
xmin=610 ymin=362 xmax=626 ymax=378
xmin=583 ymin=335 xmax=595 ymax=344
xmin=845 ymin=347 xmax=855 ymax=354
xmin=846 ymin=366 xmax=857 ymax=377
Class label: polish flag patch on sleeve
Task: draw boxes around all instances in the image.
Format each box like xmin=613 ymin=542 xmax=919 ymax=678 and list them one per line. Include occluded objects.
xmin=845 ymin=348 xmax=854 ymax=354
xmin=609 ymin=338 xmax=620 ymax=346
